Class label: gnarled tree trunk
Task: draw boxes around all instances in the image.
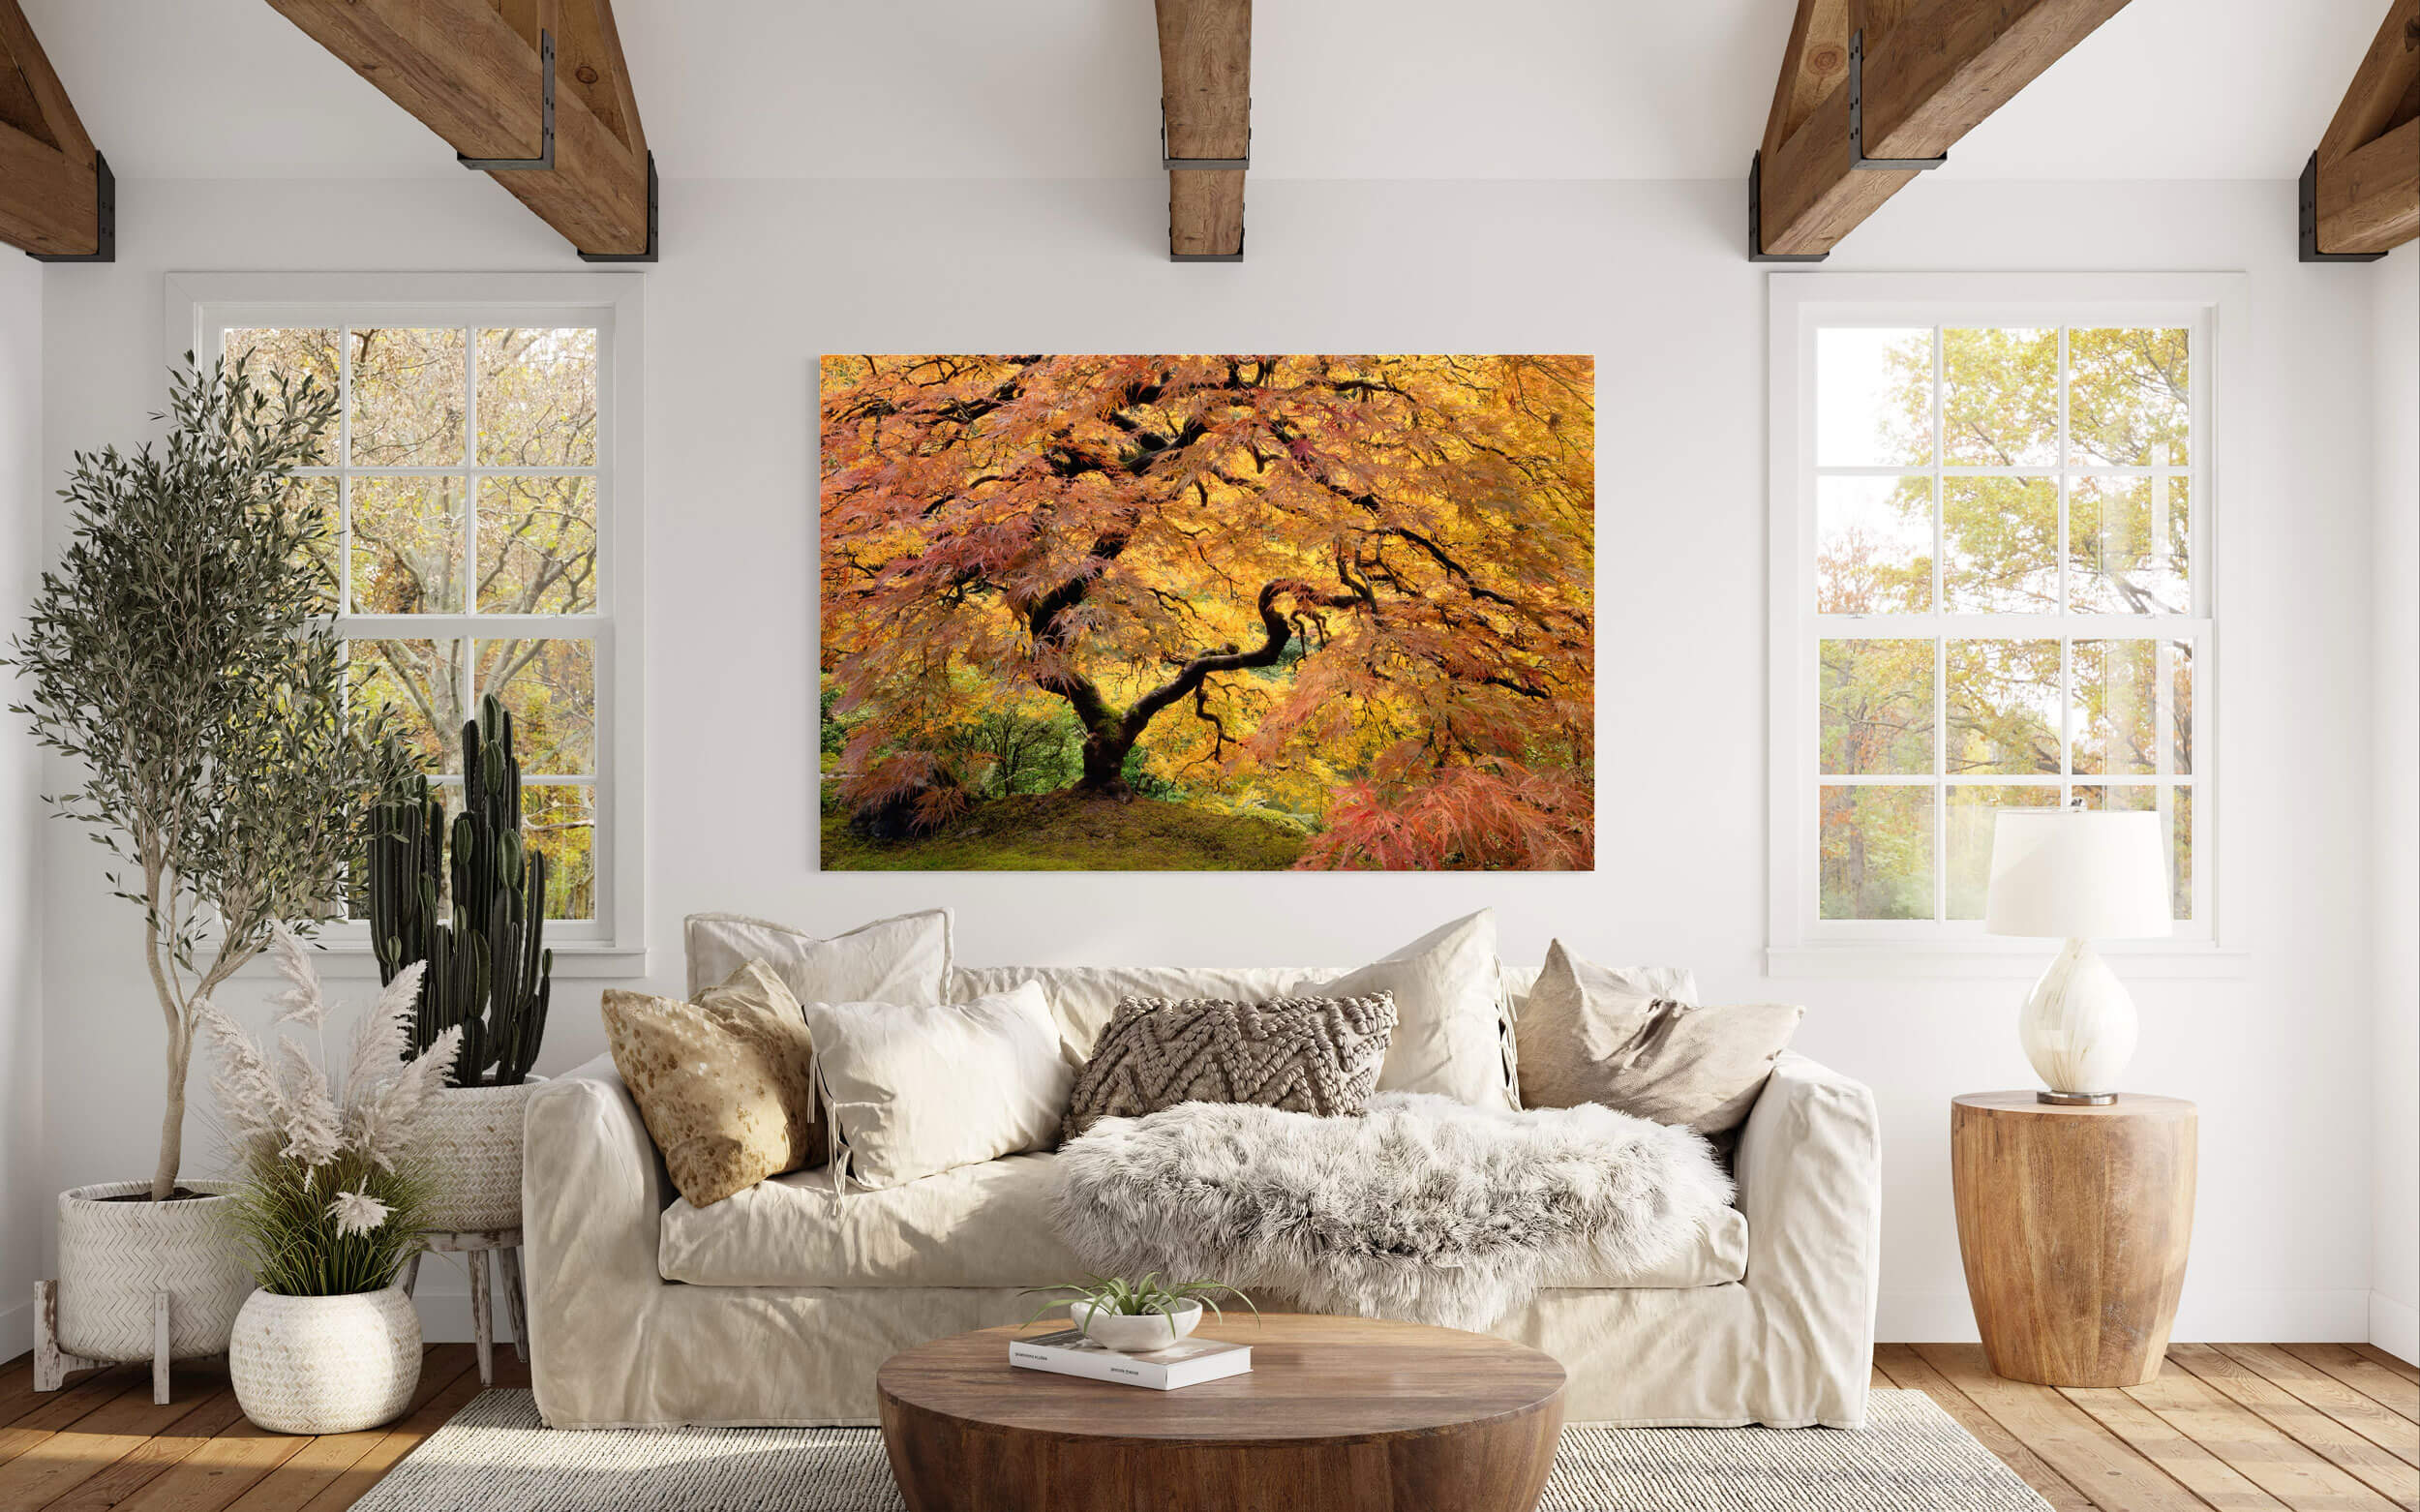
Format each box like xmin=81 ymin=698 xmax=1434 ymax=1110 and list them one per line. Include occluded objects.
xmin=1044 ymin=581 xmax=1309 ymax=801
xmin=1074 ymin=729 xmax=1136 ymax=799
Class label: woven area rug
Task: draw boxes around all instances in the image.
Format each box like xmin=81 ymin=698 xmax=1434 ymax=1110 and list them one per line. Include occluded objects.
xmin=351 ymin=1389 xmax=2047 ymax=1511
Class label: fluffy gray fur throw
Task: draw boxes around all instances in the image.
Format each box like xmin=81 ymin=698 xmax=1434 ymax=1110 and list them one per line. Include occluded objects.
xmin=1051 ymin=1092 xmax=1734 ymax=1330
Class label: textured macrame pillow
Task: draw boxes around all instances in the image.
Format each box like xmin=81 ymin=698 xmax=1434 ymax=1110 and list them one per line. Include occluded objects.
xmin=1061 ymin=993 xmax=1398 ymax=1141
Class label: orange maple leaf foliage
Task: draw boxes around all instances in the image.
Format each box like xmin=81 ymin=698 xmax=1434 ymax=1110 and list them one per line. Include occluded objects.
xmin=820 ymin=354 xmax=1594 ymax=869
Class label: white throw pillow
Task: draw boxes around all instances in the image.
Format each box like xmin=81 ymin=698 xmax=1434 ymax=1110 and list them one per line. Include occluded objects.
xmin=1305 ymin=911 xmax=1512 ymax=1110
xmin=684 ymin=909 xmax=952 ymax=1005
xmin=801 ymin=982 xmax=1072 ymax=1190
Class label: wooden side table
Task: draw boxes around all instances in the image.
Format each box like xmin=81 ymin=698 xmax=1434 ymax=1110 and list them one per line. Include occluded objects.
xmin=1951 ymin=1092 xmax=2195 ymax=1388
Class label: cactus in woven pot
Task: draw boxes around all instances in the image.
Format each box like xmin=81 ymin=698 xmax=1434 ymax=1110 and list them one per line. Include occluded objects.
xmin=368 ymin=694 xmax=555 ymax=1231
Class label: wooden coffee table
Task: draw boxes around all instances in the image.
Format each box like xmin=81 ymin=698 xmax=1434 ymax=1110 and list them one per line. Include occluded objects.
xmin=876 ymin=1314 xmax=1566 ymax=1512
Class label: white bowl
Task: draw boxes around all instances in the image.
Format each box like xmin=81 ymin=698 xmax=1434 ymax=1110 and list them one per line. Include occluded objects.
xmin=1071 ymin=1299 xmax=1202 ymax=1353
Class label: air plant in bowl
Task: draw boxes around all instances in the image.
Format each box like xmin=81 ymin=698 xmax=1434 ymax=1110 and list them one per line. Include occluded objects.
xmin=1021 ymin=1273 xmax=1257 ymax=1354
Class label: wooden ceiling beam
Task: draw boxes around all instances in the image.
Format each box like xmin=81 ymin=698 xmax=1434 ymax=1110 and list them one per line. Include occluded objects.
xmin=267 ymin=0 xmax=653 ymax=260
xmin=0 ymin=0 xmax=107 ymax=260
xmin=2304 ymin=0 xmax=2419 ymax=260
xmin=494 ymin=0 xmax=644 ymax=160
xmin=1761 ymin=0 xmax=1850 ymax=163
xmin=1753 ymin=0 xmax=2133 ymax=260
xmin=1156 ymin=0 xmax=1251 ymax=261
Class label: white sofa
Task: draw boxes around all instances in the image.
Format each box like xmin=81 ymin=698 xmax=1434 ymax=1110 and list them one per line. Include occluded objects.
xmin=522 ymin=961 xmax=1882 ymax=1430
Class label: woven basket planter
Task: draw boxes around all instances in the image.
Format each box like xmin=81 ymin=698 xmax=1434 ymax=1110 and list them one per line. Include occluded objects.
xmin=55 ymin=1180 xmax=253 ymax=1362
xmin=417 ymin=1079 xmax=544 ymax=1232
xmin=229 ymin=1285 xmax=421 ymax=1435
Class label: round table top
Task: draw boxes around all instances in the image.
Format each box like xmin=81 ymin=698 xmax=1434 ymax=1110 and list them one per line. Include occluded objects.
xmin=875 ymin=1314 xmax=1566 ymax=1446
xmin=1953 ymin=1091 xmax=2195 ymax=1120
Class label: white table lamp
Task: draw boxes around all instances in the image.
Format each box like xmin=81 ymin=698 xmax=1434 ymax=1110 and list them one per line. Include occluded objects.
xmin=1983 ymin=806 xmax=2171 ymax=1104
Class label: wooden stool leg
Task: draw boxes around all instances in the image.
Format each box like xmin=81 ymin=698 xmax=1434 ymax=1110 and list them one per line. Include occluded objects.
xmin=34 ymin=1281 xmax=101 ymax=1392
xmin=153 ymin=1290 xmax=171 ymax=1406
xmin=498 ymin=1247 xmax=529 ymax=1364
xmin=34 ymin=1281 xmax=63 ymax=1392
xmin=469 ymin=1248 xmax=495 ymax=1387
xmin=400 ymin=1252 xmax=422 ymax=1297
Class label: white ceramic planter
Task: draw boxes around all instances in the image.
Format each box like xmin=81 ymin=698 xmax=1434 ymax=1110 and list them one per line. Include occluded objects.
xmin=1073 ymin=1299 xmax=1202 ymax=1353
xmin=417 ymin=1078 xmax=544 ymax=1232
xmin=55 ymin=1181 xmax=252 ymax=1361
xmin=229 ymin=1285 xmax=422 ymax=1435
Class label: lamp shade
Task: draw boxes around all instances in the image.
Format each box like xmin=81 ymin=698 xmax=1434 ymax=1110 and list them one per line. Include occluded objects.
xmin=1983 ymin=809 xmax=2171 ymax=940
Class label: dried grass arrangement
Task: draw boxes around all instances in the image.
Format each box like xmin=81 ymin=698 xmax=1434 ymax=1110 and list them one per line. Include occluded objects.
xmin=202 ymin=923 xmax=463 ymax=1296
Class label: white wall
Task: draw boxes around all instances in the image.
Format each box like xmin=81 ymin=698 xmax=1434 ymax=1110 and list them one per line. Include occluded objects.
xmin=0 ymin=249 xmax=44 ymax=1361
xmin=2372 ymin=244 xmax=2417 ymax=1363
xmin=34 ymin=173 xmax=2390 ymax=1344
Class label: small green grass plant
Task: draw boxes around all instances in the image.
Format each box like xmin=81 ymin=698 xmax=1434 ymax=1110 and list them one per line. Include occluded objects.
xmin=1021 ymin=1272 xmax=1258 ymax=1330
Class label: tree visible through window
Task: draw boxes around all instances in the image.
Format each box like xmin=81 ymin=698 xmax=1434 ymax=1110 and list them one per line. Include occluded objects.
xmin=1810 ymin=324 xmax=2200 ymax=927
xmin=227 ymin=325 xmax=602 ymax=922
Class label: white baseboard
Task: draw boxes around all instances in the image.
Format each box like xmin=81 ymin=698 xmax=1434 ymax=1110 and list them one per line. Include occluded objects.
xmin=2372 ymin=1293 xmax=2419 ymax=1364
xmin=1876 ymin=1290 xmax=1981 ymax=1344
xmin=403 ymin=1284 xmax=521 ymax=1347
xmin=0 ymin=1285 xmax=509 ymax=1354
xmin=0 ymin=1296 xmax=26 ymax=1364
xmin=1880 ymin=1287 xmax=2375 ymax=1345
xmin=409 ymin=1283 xmax=2388 ymax=1352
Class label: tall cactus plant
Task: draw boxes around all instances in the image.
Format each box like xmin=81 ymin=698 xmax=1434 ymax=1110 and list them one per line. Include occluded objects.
xmin=369 ymin=694 xmax=553 ymax=1087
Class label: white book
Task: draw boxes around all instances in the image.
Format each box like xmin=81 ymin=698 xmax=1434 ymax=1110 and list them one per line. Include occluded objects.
xmin=1009 ymin=1328 xmax=1253 ymax=1391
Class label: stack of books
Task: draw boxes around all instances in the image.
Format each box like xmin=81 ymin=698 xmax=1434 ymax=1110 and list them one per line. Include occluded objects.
xmin=1008 ymin=1328 xmax=1253 ymax=1390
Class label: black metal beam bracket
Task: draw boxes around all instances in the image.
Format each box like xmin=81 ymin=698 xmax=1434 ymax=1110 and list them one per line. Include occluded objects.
xmin=1169 ymin=224 xmax=1244 ymax=264
xmin=1749 ymin=150 xmax=1828 ymax=262
xmin=459 ymin=30 xmax=555 ymax=171
xmin=27 ymin=150 xmax=113 ymax=262
xmin=578 ymin=150 xmax=658 ymax=263
xmin=1161 ymin=100 xmax=1250 ymax=171
xmin=2299 ymin=151 xmax=2386 ymax=262
xmin=1849 ymin=31 xmax=1948 ymax=172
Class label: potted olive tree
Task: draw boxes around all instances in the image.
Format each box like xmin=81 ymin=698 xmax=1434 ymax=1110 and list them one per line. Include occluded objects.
xmin=8 ymin=356 xmax=403 ymax=1388
xmin=369 ymin=693 xmax=554 ymax=1234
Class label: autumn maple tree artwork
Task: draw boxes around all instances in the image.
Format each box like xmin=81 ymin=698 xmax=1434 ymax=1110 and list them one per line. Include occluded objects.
xmin=819 ymin=354 xmax=1594 ymax=870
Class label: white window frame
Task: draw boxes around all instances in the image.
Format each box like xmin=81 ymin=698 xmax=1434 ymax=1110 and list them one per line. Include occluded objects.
xmin=1768 ymin=272 xmax=2248 ymax=979
xmin=169 ymin=272 xmax=646 ymax=973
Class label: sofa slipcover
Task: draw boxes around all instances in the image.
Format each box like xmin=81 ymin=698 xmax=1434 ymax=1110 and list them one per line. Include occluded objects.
xmin=527 ymin=1034 xmax=1878 ymax=1429
xmin=658 ymin=1153 xmax=1083 ymax=1288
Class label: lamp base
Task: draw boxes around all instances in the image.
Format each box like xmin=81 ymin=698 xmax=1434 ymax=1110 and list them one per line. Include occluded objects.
xmin=2019 ymin=937 xmax=2138 ymax=1103
xmin=2036 ymin=1090 xmax=2119 ymax=1106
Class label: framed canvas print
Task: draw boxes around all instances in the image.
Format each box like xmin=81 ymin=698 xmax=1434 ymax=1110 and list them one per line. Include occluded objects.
xmin=819 ymin=354 xmax=1593 ymax=871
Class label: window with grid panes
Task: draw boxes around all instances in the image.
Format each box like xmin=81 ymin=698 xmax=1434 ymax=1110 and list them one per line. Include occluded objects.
xmin=224 ymin=324 xmax=604 ymax=924
xmin=1805 ymin=322 xmax=2203 ymax=934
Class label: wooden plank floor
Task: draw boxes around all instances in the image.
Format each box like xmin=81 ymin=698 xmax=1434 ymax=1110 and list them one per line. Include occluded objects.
xmin=0 ymin=1342 xmax=2410 ymax=1510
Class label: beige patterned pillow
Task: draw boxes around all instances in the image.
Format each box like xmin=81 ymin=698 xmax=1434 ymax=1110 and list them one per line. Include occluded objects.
xmin=602 ymin=959 xmax=822 ymax=1207
xmin=1062 ymin=993 xmax=1398 ymax=1141
xmin=1518 ymin=940 xmax=1801 ymax=1135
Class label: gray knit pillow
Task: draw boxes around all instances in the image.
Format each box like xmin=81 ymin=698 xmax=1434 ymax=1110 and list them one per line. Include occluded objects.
xmin=1061 ymin=993 xmax=1398 ymax=1141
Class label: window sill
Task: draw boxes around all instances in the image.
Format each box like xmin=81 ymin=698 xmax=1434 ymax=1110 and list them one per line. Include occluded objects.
xmin=1766 ymin=944 xmax=2251 ymax=981
xmin=234 ymin=942 xmax=650 ymax=982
